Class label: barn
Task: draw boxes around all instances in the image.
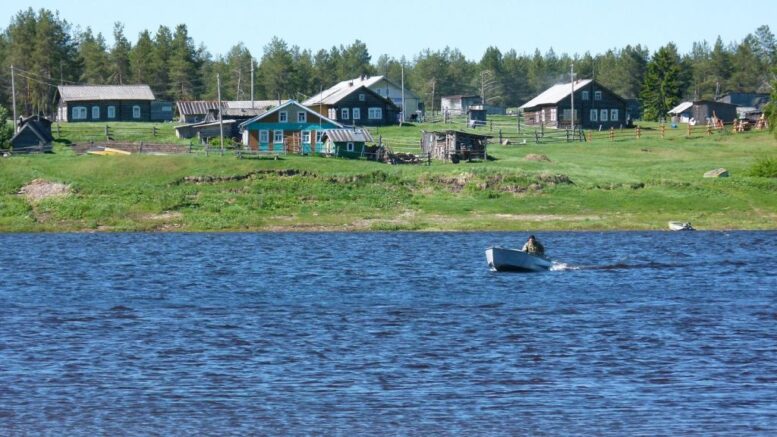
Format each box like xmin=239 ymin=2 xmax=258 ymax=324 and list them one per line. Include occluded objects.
xmin=9 ymin=116 xmax=53 ymax=153
xmin=421 ymin=130 xmax=490 ymax=162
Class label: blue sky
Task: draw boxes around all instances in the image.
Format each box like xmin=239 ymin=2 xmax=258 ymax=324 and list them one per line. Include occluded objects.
xmin=5 ymin=0 xmax=776 ymax=60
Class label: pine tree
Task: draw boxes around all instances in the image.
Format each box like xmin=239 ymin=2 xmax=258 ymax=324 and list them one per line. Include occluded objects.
xmin=78 ymin=27 xmax=110 ymax=84
xmin=168 ymin=24 xmax=197 ymax=100
xmin=129 ymin=30 xmax=154 ymax=85
xmin=640 ymin=43 xmax=684 ymax=121
xmin=258 ymin=37 xmax=295 ymax=101
xmin=110 ymin=22 xmax=131 ymax=84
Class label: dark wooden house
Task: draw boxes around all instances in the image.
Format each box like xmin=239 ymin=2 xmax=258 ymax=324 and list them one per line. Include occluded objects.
xmin=303 ymin=83 xmax=400 ymax=126
xmin=9 ymin=116 xmax=53 ymax=153
xmin=421 ymin=130 xmax=491 ymax=162
xmin=55 ymin=85 xmax=171 ymax=122
xmin=520 ymin=79 xmax=627 ymax=129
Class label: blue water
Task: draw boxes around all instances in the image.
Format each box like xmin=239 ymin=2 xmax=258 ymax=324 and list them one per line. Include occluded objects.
xmin=1 ymin=232 xmax=775 ymax=435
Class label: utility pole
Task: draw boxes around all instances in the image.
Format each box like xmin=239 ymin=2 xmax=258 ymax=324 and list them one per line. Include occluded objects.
xmin=431 ymin=78 xmax=436 ymax=121
xmin=400 ymin=63 xmax=405 ymax=126
xmin=11 ymin=65 xmax=17 ymax=133
xmin=250 ymin=60 xmax=255 ymax=109
xmin=217 ymin=73 xmax=224 ymax=151
xmin=570 ymin=63 xmax=575 ymax=130
xmin=236 ymin=70 xmax=242 ymax=101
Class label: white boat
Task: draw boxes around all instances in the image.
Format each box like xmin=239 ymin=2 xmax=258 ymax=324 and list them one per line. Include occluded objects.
xmin=485 ymin=246 xmax=552 ymax=272
xmin=668 ymin=221 xmax=695 ymax=231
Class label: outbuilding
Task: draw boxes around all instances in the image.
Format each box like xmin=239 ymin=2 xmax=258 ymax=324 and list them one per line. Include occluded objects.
xmin=9 ymin=116 xmax=53 ymax=153
xmin=321 ymin=128 xmax=374 ymax=158
xmin=421 ymin=130 xmax=490 ymax=162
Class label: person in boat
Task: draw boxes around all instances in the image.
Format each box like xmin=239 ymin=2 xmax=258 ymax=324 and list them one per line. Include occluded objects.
xmin=521 ymin=235 xmax=545 ymax=256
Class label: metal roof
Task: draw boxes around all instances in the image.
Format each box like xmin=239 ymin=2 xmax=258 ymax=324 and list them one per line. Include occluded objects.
xmin=668 ymin=101 xmax=693 ymax=114
xmin=323 ymin=128 xmax=374 ymax=143
xmin=519 ymin=79 xmax=593 ymax=109
xmin=303 ymin=76 xmax=406 ymax=107
xmin=176 ymin=101 xmax=223 ymax=116
xmin=57 ymin=85 xmax=156 ymax=102
xmin=177 ymin=100 xmax=285 ymax=117
xmin=239 ymin=100 xmax=343 ymax=129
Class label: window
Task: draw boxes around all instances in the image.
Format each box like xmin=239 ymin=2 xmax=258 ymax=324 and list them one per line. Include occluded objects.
xmin=563 ymin=109 xmax=573 ymax=121
xmin=73 ymin=106 xmax=87 ymax=120
xmin=550 ymin=108 xmax=557 ymax=122
xmin=328 ymin=108 xmax=337 ymax=119
xmin=297 ymin=111 xmax=307 ymax=123
xmin=302 ymin=130 xmax=311 ymax=144
xmin=600 ymin=109 xmax=609 ymax=122
xmin=358 ymin=93 xmax=366 ymax=101
xmin=107 ymin=106 xmax=116 ymax=119
xmin=341 ymin=108 xmax=350 ymax=120
xmin=610 ymin=109 xmax=619 ymax=121
xmin=346 ymin=142 xmax=355 ymax=152
xmin=259 ymin=130 xmax=269 ymax=143
xmin=352 ymin=108 xmax=361 ymax=120
xmin=162 ymin=105 xmax=172 ymax=112
xmin=582 ymin=91 xmax=589 ymax=101
xmin=590 ymin=109 xmax=598 ymax=122
xmin=316 ymin=131 xmax=323 ymax=143
xmin=92 ymin=106 xmax=100 ymax=120
xmin=279 ymin=111 xmax=288 ymax=123
xmin=368 ymin=107 xmax=382 ymax=120
xmin=274 ymin=130 xmax=284 ymax=143
xmin=132 ymin=105 xmax=141 ymax=119
xmin=594 ymin=91 xmax=602 ymax=101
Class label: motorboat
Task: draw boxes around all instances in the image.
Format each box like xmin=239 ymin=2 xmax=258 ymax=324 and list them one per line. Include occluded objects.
xmin=668 ymin=221 xmax=695 ymax=231
xmin=485 ymin=246 xmax=552 ymax=272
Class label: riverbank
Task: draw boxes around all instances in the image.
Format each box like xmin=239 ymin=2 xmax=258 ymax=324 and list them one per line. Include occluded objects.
xmin=1 ymin=123 xmax=775 ymax=232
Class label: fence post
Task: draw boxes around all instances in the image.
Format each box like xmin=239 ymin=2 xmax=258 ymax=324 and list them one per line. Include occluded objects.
xmin=498 ymin=129 xmax=502 ymax=145
xmin=153 ymin=126 xmax=157 ymax=137
xmin=140 ymin=141 xmax=143 ymax=153
xmin=687 ymin=123 xmax=692 ymax=137
xmin=706 ymin=124 xmax=712 ymax=136
xmin=636 ymin=125 xmax=641 ymax=139
xmin=427 ymin=152 xmax=431 ymax=166
xmin=56 ymin=124 xmax=61 ymax=137
xmin=105 ymin=125 xmax=109 ymax=140
xmin=660 ymin=124 xmax=665 ymax=139
xmin=490 ymin=120 xmax=493 ymax=132
xmin=587 ymin=131 xmax=592 ymax=142
xmin=189 ymin=141 xmax=193 ymax=153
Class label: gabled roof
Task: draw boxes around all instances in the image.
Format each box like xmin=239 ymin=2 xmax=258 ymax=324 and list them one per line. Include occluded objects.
xmin=668 ymin=101 xmax=693 ymax=114
xmin=519 ymin=79 xmax=593 ymax=109
xmin=57 ymin=85 xmax=155 ymax=102
xmin=239 ymin=100 xmax=343 ymax=128
xmin=322 ymin=128 xmax=374 ymax=143
xmin=303 ymin=75 xmax=418 ymax=106
xmin=11 ymin=121 xmax=53 ymax=146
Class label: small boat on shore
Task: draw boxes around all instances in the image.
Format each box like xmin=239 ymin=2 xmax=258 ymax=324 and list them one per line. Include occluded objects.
xmin=668 ymin=221 xmax=695 ymax=231
xmin=485 ymin=246 xmax=552 ymax=272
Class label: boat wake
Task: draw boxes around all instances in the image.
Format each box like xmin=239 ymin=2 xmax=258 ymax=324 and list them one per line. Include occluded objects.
xmin=550 ymin=261 xmax=580 ymax=271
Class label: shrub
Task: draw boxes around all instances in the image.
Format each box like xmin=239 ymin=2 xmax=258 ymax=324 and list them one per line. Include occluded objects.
xmin=748 ymin=156 xmax=777 ymax=178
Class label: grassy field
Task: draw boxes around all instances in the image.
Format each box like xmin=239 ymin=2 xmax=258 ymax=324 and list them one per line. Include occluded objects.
xmin=1 ymin=118 xmax=775 ymax=232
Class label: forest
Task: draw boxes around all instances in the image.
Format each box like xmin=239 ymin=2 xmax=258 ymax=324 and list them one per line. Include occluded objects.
xmin=0 ymin=8 xmax=775 ymax=122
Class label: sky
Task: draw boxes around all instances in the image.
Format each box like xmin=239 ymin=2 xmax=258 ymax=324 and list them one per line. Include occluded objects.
xmin=5 ymin=0 xmax=777 ymax=61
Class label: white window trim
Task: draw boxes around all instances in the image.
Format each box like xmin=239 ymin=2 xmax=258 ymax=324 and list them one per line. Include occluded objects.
xmin=259 ymin=130 xmax=269 ymax=143
xmin=582 ymin=91 xmax=589 ymax=101
xmin=302 ymin=130 xmax=311 ymax=144
xmin=315 ymin=131 xmax=323 ymax=143
xmin=297 ymin=111 xmax=306 ymax=123
xmin=341 ymin=108 xmax=350 ymax=120
xmin=92 ymin=106 xmax=100 ymax=120
xmin=107 ymin=106 xmax=116 ymax=119
xmin=550 ymin=108 xmax=557 ymax=122
xmin=73 ymin=106 xmax=87 ymax=120
xmin=132 ymin=105 xmax=141 ymax=119
xmin=590 ymin=109 xmax=598 ymax=122
xmin=358 ymin=93 xmax=366 ymax=101
xmin=610 ymin=109 xmax=619 ymax=121
xmin=273 ymin=130 xmax=284 ymax=144
xmin=594 ymin=91 xmax=602 ymax=101
xmin=346 ymin=142 xmax=355 ymax=152
xmin=352 ymin=108 xmax=361 ymax=120
xmin=600 ymin=109 xmax=609 ymax=122
xmin=368 ymin=107 xmax=382 ymax=120
xmin=279 ymin=111 xmax=288 ymax=123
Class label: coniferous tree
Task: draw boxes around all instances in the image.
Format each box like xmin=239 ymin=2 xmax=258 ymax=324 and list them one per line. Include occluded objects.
xmin=640 ymin=43 xmax=684 ymax=121
xmin=259 ymin=37 xmax=296 ymax=101
xmin=129 ymin=30 xmax=154 ymax=85
xmin=78 ymin=27 xmax=110 ymax=84
xmin=168 ymin=24 xmax=198 ymax=100
xmin=110 ymin=22 xmax=131 ymax=84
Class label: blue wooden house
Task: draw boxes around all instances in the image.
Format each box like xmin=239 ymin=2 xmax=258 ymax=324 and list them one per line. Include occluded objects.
xmin=239 ymin=100 xmax=342 ymax=154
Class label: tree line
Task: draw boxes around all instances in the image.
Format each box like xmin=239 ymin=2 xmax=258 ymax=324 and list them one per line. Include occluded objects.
xmin=1 ymin=7 xmax=776 ymax=123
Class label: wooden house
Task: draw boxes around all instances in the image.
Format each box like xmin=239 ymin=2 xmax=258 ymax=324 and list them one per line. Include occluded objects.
xmin=520 ymin=79 xmax=627 ymax=129
xmin=9 ymin=116 xmax=53 ymax=153
xmin=421 ymin=130 xmax=490 ymax=162
xmin=441 ymin=95 xmax=482 ymax=116
xmin=321 ymin=128 xmax=374 ymax=158
xmin=239 ymin=100 xmax=343 ymax=154
xmin=176 ymin=100 xmax=281 ymax=123
xmin=322 ymin=75 xmax=423 ymax=122
xmin=668 ymin=100 xmax=738 ymax=124
xmin=55 ymin=85 xmax=171 ymax=122
xmin=303 ymin=82 xmax=400 ymax=126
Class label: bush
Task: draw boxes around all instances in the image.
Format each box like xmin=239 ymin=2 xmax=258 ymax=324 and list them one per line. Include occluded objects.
xmin=0 ymin=106 xmax=13 ymax=149
xmin=748 ymin=156 xmax=777 ymax=178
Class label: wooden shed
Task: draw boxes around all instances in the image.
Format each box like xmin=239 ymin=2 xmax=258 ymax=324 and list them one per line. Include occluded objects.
xmin=421 ymin=130 xmax=490 ymax=162
xmin=9 ymin=116 xmax=53 ymax=153
xmin=321 ymin=128 xmax=374 ymax=158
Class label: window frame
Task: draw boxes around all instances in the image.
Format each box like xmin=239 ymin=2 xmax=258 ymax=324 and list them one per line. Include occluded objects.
xmin=73 ymin=106 xmax=87 ymax=120
xmin=132 ymin=105 xmax=141 ymax=119
xmin=92 ymin=106 xmax=100 ymax=120
xmin=346 ymin=142 xmax=355 ymax=152
xmin=352 ymin=107 xmax=361 ymax=120
xmin=316 ymin=131 xmax=323 ymax=143
xmin=550 ymin=108 xmax=557 ymax=122
xmin=259 ymin=130 xmax=269 ymax=143
xmin=273 ymin=130 xmax=284 ymax=144
xmin=358 ymin=93 xmax=366 ymax=101
xmin=302 ymin=130 xmax=311 ymax=144
xmin=610 ymin=109 xmax=619 ymax=122
xmin=600 ymin=109 xmax=609 ymax=122
xmin=279 ymin=111 xmax=288 ymax=123
xmin=590 ymin=109 xmax=598 ymax=122
xmin=594 ymin=91 xmax=602 ymax=101
xmin=107 ymin=106 xmax=116 ymax=119
xmin=297 ymin=111 xmax=307 ymax=123
xmin=582 ymin=91 xmax=589 ymax=101
xmin=368 ymin=107 xmax=382 ymax=120
xmin=341 ymin=108 xmax=350 ymax=120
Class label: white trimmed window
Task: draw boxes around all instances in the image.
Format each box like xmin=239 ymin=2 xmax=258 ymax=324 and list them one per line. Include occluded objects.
xmin=594 ymin=91 xmax=602 ymax=101
xmin=328 ymin=108 xmax=337 ymax=119
xmin=562 ymin=109 xmax=572 ymax=121
xmin=73 ymin=106 xmax=87 ymax=120
xmin=341 ymin=108 xmax=350 ymax=120
xmin=107 ymin=106 xmax=116 ymax=119
xmin=274 ymin=130 xmax=284 ymax=143
xmin=302 ymin=130 xmax=311 ymax=144
xmin=590 ymin=109 xmax=598 ymax=122
xmin=550 ymin=108 xmax=557 ymax=122
xmin=297 ymin=111 xmax=307 ymax=123
xmin=279 ymin=111 xmax=288 ymax=123
xmin=92 ymin=106 xmax=100 ymax=120
xmin=132 ymin=105 xmax=141 ymax=119
xmin=352 ymin=108 xmax=361 ymax=120
xmin=610 ymin=109 xmax=619 ymax=121
xmin=359 ymin=93 xmax=366 ymax=101
xmin=582 ymin=91 xmax=589 ymax=100
xmin=259 ymin=130 xmax=269 ymax=143
xmin=368 ymin=107 xmax=382 ymax=120
xmin=600 ymin=109 xmax=609 ymax=122
xmin=346 ymin=142 xmax=355 ymax=152
xmin=316 ymin=131 xmax=323 ymax=143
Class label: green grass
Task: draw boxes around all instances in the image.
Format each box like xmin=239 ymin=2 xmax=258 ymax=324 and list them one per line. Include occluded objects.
xmin=1 ymin=120 xmax=776 ymax=232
